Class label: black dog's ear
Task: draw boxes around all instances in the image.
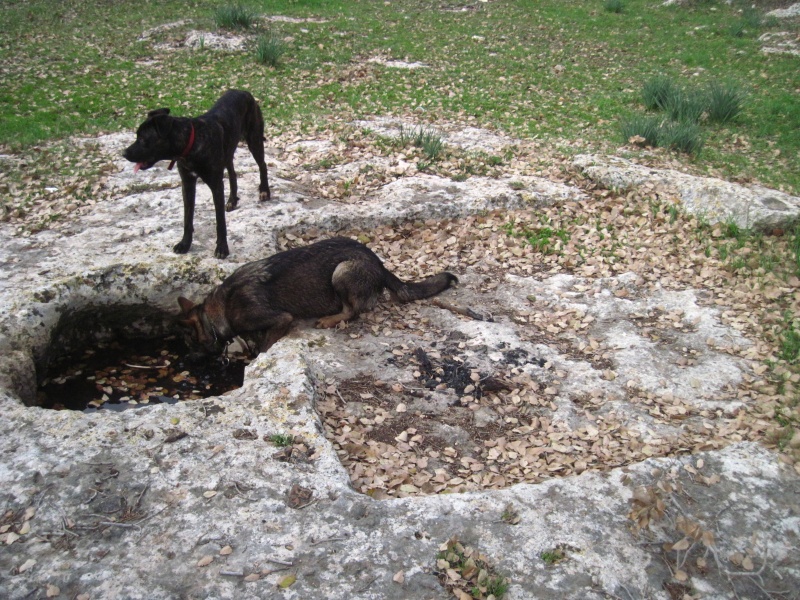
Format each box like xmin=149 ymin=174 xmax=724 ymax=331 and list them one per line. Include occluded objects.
xmin=147 ymin=108 xmax=170 ymax=118
xmin=149 ymin=114 xmax=174 ymax=138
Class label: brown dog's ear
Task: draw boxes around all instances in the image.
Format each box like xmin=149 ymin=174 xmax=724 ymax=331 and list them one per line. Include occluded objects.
xmin=147 ymin=108 xmax=170 ymax=118
xmin=178 ymin=296 xmax=195 ymax=314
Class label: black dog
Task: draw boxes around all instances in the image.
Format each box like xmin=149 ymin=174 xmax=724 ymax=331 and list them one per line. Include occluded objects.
xmin=177 ymin=237 xmax=458 ymax=358
xmin=124 ymin=89 xmax=271 ymax=259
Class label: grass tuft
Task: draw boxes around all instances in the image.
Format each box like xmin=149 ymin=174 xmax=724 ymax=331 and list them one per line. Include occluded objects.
xmin=664 ymin=89 xmax=706 ymax=124
xmin=660 ymin=121 xmax=704 ymax=155
xmin=730 ymin=6 xmax=763 ymax=37
xmin=255 ymin=31 xmax=286 ymax=67
xmin=398 ymin=125 xmax=446 ymax=161
xmin=604 ymin=0 xmax=625 ymax=13
xmin=642 ymin=76 xmax=678 ymax=112
xmin=619 ymin=114 xmax=661 ymax=147
xmin=214 ymin=3 xmax=258 ymax=30
xmin=706 ymin=81 xmax=745 ymax=124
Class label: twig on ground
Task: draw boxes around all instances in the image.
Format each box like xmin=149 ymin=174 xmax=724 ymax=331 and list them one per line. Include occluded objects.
xmin=354 ymin=575 xmax=379 ymax=593
xmin=311 ymin=534 xmax=349 ymax=546
xmin=431 ymin=298 xmax=492 ymax=321
xmin=220 ymin=570 xmax=245 ymax=577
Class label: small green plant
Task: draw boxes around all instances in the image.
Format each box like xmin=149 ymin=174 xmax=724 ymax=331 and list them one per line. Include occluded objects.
xmin=722 ymin=219 xmax=742 ymax=240
xmin=397 ymin=125 xmax=446 ymax=161
xmin=214 ymin=3 xmax=258 ymax=30
xmin=604 ymin=0 xmax=625 ymax=13
xmin=731 ymin=256 xmax=746 ymax=271
xmin=791 ymin=223 xmax=800 ymax=275
xmin=505 ymin=220 xmax=569 ymax=255
xmin=706 ymin=81 xmax=744 ymax=124
xmin=255 ymin=31 xmax=286 ymax=67
xmin=642 ymin=76 xmax=678 ymax=111
xmin=436 ymin=538 xmax=509 ymax=599
xmin=780 ymin=315 xmax=800 ymax=363
xmin=667 ymin=204 xmax=679 ymax=223
xmin=501 ymin=503 xmax=521 ymax=525
xmin=540 ymin=547 xmax=566 ymax=566
xmin=619 ymin=114 xmax=661 ymax=147
xmin=509 ymin=180 xmax=526 ymax=191
xmin=660 ymin=121 xmax=704 ymax=155
xmin=269 ymin=433 xmax=294 ymax=447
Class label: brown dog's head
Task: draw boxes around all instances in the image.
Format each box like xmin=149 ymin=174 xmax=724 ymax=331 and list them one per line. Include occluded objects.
xmin=123 ymin=108 xmax=176 ymax=173
xmin=177 ymin=296 xmax=225 ymax=360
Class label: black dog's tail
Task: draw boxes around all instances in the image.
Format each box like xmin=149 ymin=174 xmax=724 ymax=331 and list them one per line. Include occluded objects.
xmin=383 ymin=270 xmax=458 ymax=303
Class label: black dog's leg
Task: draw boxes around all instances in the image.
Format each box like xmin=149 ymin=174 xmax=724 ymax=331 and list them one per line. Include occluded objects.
xmin=208 ymin=177 xmax=229 ymax=259
xmin=225 ymin=158 xmax=239 ymax=212
xmin=175 ymin=165 xmax=197 ymax=254
xmin=246 ymin=131 xmax=271 ymax=201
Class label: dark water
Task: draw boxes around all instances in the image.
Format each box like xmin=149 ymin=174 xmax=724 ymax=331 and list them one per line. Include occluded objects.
xmin=37 ymin=336 xmax=247 ymax=412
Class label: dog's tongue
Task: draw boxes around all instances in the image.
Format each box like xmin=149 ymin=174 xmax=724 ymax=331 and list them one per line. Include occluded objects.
xmin=133 ymin=162 xmax=145 ymax=174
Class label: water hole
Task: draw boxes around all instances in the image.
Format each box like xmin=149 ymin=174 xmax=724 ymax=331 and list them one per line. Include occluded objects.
xmin=37 ymin=336 xmax=248 ymax=412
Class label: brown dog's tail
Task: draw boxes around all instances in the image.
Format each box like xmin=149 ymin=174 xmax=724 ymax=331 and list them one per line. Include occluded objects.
xmin=383 ymin=270 xmax=458 ymax=303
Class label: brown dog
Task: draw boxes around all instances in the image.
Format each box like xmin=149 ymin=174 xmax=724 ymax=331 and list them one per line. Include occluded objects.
xmin=124 ymin=89 xmax=271 ymax=259
xmin=177 ymin=237 xmax=457 ymax=358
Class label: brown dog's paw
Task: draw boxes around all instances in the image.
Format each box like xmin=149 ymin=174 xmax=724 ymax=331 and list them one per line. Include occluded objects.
xmin=315 ymin=316 xmax=343 ymax=329
xmin=214 ymin=245 xmax=230 ymax=259
xmin=225 ymin=196 xmax=239 ymax=212
xmin=259 ymin=190 xmax=270 ymax=202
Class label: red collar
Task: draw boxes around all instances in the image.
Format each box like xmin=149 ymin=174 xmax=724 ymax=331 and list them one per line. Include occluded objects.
xmin=168 ymin=124 xmax=195 ymax=170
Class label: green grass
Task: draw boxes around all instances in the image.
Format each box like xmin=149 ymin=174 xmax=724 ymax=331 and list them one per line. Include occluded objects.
xmin=706 ymin=81 xmax=745 ymax=124
xmin=660 ymin=120 xmax=705 ymax=155
xmin=255 ymin=31 xmax=287 ymax=67
xmin=397 ymin=125 xmax=446 ymax=162
xmin=780 ymin=315 xmax=800 ymax=363
xmin=642 ymin=76 xmax=678 ymax=112
xmin=664 ymin=89 xmax=707 ymax=124
xmin=214 ymin=3 xmax=258 ymax=30
xmin=0 ymin=0 xmax=797 ymax=191
xmin=604 ymin=0 xmax=625 ymax=14
xmin=619 ymin=113 xmax=662 ymax=147
xmin=792 ymin=224 xmax=800 ymax=275
xmin=505 ymin=219 xmax=570 ymax=255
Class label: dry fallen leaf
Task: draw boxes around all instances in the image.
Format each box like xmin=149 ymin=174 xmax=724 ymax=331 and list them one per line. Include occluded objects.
xmin=197 ymin=555 xmax=214 ymax=567
xmin=17 ymin=558 xmax=36 ymax=573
